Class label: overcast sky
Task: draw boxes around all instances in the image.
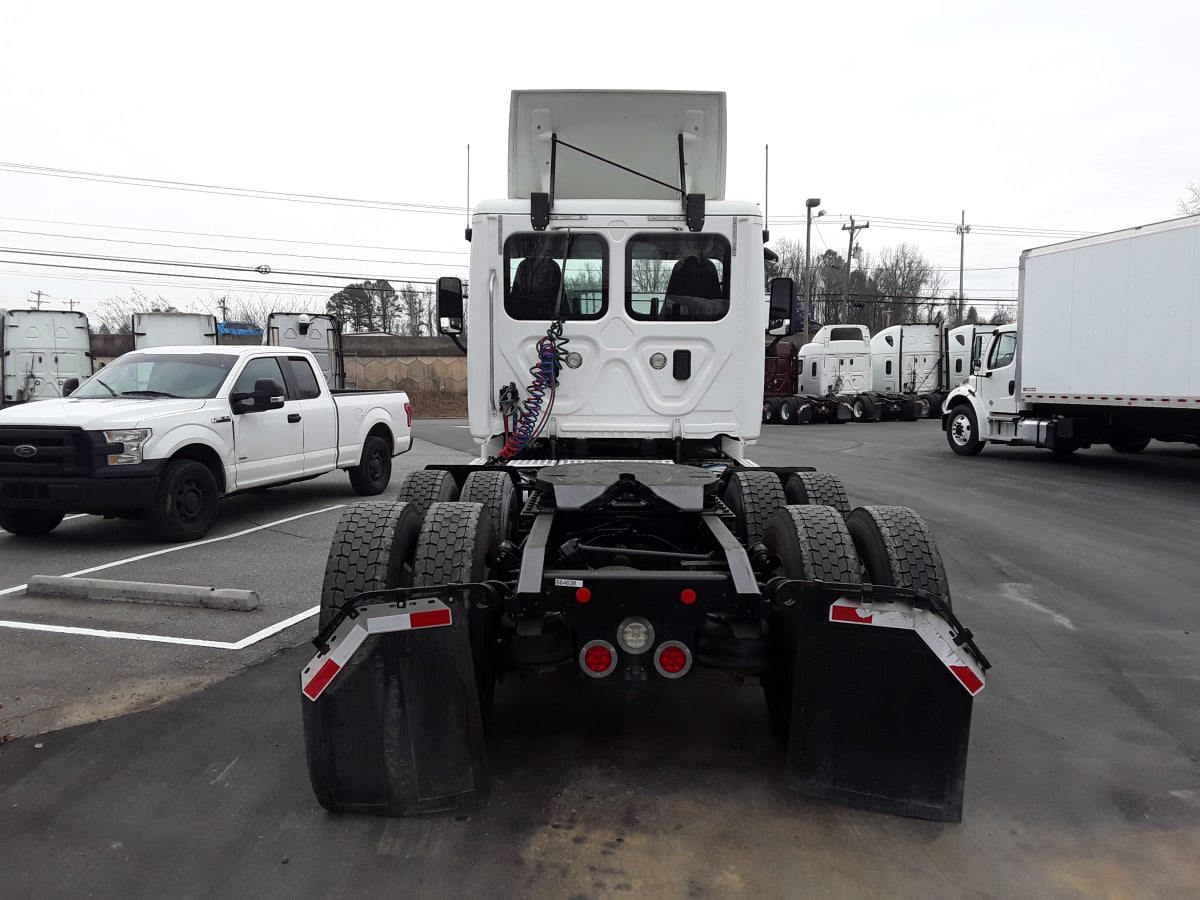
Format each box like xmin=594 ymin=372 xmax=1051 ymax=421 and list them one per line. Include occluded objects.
xmin=1 ymin=0 xmax=1197 ymax=322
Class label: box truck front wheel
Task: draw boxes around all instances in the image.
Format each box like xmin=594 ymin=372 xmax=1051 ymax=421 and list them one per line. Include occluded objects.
xmin=0 ymin=509 xmax=65 ymax=537
xmin=945 ymin=405 xmax=984 ymax=456
xmin=762 ymin=505 xmax=862 ymax=742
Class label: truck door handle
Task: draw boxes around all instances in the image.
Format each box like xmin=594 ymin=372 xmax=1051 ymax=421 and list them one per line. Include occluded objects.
xmin=288 ymin=413 xmax=302 ymax=423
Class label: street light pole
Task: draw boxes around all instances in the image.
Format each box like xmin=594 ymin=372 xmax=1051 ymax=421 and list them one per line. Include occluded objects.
xmin=804 ymin=198 xmax=822 ymax=345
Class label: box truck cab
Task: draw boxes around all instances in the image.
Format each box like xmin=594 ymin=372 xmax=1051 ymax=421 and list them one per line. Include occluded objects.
xmin=1 ymin=309 xmax=94 ymax=405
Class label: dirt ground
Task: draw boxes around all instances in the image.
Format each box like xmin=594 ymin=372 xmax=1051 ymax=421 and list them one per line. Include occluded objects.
xmin=407 ymin=390 xmax=467 ymax=417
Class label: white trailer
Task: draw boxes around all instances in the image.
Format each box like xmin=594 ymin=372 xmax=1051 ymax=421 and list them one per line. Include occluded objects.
xmin=0 ymin=308 xmax=94 ymax=405
xmin=132 ymin=312 xmax=218 ymax=349
xmin=299 ymin=90 xmax=988 ymax=823
xmin=264 ymin=312 xmax=345 ymax=390
xmin=943 ymin=215 xmax=1200 ymax=456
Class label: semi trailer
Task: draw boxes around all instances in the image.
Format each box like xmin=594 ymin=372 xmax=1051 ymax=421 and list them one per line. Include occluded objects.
xmin=944 ymin=215 xmax=1200 ymax=456
xmin=1 ymin=308 xmax=94 ymax=405
xmin=764 ymin=322 xmax=991 ymax=424
xmin=299 ymin=90 xmax=988 ymax=823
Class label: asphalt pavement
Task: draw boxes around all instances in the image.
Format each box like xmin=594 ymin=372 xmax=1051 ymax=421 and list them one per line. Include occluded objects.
xmin=2 ymin=419 xmax=1198 ymax=899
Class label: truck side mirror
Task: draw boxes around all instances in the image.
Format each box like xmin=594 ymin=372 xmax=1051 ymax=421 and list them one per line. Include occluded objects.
xmin=231 ymin=378 xmax=286 ymax=413
xmin=970 ymin=359 xmax=982 ymax=374
xmin=62 ymin=377 xmax=80 ymax=396
xmin=768 ymin=277 xmax=796 ymax=322
xmin=437 ymin=277 xmax=464 ymax=336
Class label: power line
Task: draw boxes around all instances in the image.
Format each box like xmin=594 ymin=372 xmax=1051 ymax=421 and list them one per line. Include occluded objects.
xmin=0 ymin=161 xmax=468 ymax=215
xmin=0 ymin=214 xmax=470 ymax=256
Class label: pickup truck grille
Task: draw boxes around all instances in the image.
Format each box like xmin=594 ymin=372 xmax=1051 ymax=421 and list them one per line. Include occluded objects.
xmin=0 ymin=426 xmax=95 ymax=477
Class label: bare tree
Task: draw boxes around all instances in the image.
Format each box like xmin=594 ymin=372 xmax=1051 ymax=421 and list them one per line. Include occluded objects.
xmin=630 ymin=258 xmax=671 ymax=295
xmin=93 ymin=288 xmax=177 ymax=334
xmin=1179 ymin=183 xmax=1200 ymax=216
xmin=873 ymin=243 xmax=942 ymax=326
xmin=989 ymin=304 xmax=1016 ymax=325
xmin=399 ymin=282 xmax=427 ymax=336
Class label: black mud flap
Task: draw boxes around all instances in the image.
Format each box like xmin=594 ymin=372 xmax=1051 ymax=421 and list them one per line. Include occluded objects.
xmin=786 ymin=614 xmax=973 ymax=822
xmin=301 ymin=617 xmax=488 ymax=816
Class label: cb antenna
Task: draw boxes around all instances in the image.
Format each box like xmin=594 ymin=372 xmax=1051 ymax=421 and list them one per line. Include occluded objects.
xmin=464 ymin=144 xmax=472 ymax=241
xmin=763 ymin=144 xmax=770 ymax=243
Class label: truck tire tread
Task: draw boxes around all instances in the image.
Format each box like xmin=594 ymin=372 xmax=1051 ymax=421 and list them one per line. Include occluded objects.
xmin=846 ymin=505 xmax=950 ymax=606
xmin=724 ymin=470 xmax=787 ymax=546
xmin=784 ymin=472 xmax=851 ymax=519
xmin=394 ymin=469 xmax=459 ymax=517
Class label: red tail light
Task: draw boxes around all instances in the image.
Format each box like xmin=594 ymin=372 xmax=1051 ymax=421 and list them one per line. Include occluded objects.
xmin=579 ymin=640 xmax=617 ymax=678
xmin=654 ymin=641 xmax=692 ymax=679
xmin=404 ymin=401 xmax=412 ymax=427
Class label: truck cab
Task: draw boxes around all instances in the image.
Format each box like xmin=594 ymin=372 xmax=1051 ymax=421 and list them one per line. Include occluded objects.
xmin=795 ymin=325 xmax=871 ymax=395
xmin=1 ymin=309 xmax=94 ymax=405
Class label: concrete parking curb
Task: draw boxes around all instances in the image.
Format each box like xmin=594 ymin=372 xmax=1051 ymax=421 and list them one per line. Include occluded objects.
xmin=25 ymin=576 xmax=260 ymax=612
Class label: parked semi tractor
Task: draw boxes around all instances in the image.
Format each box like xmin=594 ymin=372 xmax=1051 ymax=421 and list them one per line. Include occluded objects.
xmin=764 ymin=322 xmax=991 ymax=424
xmin=299 ymin=90 xmax=988 ymax=823
xmin=265 ymin=312 xmax=346 ymax=390
xmin=1 ymin=308 xmax=94 ymax=405
xmin=944 ymin=215 xmax=1200 ymax=456
xmin=132 ymin=311 xmax=218 ymax=349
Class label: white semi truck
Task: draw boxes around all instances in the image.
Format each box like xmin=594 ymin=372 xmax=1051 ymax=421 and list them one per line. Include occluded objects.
xmin=1 ymin=308 xmax=94 ymax=405
xmin=766 ymin=322 xmax=991 ymax=423
xmin=132 ymin=312 xmax=218 ymax=349
xmin=299 ymin=90 xmax=988 ymax=823
xmin=264 ymin=312 xmax=346 ymax=390
xmin=944 ymin=216 xmax=1200 ymax=456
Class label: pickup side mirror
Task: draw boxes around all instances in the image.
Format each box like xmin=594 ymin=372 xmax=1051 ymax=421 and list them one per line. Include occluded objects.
xmin=437 ymin=276 xmax=464 ymax=336
xmin=62 ymin=377 xmax=80 ymax=396
xmin=230 ymin=378 xmax=286 ymax=413
xmin=768 ymin=277 xmax=796 ymax=323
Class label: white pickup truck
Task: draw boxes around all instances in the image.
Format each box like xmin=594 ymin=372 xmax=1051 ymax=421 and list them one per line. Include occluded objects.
xmin=0 ymin=345 xmax=411 ymax=541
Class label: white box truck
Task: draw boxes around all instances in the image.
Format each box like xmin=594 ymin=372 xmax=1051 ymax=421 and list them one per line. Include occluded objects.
xmin=1 ymin=308 xmax=94 ymax=405
xmin=943 ymin=215 xmax=1200 ymax=455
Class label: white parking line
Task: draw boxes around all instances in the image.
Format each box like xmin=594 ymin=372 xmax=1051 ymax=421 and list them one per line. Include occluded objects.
xmin=0 ymin=505 xmax=344 ymax=646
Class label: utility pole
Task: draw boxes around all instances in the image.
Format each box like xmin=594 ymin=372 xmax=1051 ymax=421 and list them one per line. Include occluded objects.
xmin=30 ymin=289 xmax=47 ymax=309
xmin=65 ymin=298 xmax=78 ymax=311
xmin=841 ymin=217 xmax=870 ymax=314
xmin=956 ymin=210 xmax=971 ymax=325
xmin=804 ymin=198 xmax=823 ymax=345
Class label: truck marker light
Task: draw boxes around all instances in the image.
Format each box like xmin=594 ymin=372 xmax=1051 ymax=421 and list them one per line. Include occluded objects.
xmin=301 ymin=598 xmax=453 ymax=701
xmin=680 ymin=588 xmax=697 ymax=605
xmin=617 ymin=617 xmax=654 ymax=653
xmin=580 ymin=640 xmax=617 ymax=677
xmin=654 ymin=641 xmax=692 ymax=679
xmin=828 ymin=597 xmax=984 ymax=696
xmin=575 ymin=587 xmax=592 ymax=604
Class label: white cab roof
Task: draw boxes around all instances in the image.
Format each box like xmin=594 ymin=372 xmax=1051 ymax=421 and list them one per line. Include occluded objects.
xmin=508 ymin=90 xmax=726 ymax=201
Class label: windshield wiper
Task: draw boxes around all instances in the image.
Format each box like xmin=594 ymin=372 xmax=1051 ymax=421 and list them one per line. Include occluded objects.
xmin=120 ymin=390 xmax=181 ymax=398
xmin=91 ymin=378 xmax=117 ymax=397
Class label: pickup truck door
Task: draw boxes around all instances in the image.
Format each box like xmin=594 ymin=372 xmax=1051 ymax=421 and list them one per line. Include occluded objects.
xmin=230 ymin=356 xmax=305 ymax=488
xmin=282 ymin=355 xmax=338 ymax=473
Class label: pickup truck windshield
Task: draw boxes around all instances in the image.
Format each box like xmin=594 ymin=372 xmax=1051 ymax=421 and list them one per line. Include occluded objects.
xmin=72 ymin=353 xmax=238 ymax=400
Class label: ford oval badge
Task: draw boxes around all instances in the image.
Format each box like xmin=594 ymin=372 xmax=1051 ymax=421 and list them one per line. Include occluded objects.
xmin=13 ymin=445 xmax=37 ymax=458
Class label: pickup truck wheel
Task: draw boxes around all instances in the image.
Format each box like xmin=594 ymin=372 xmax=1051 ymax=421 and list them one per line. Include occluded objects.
xmin=304 ymin=501 xmax=422 ymax=812
xmin=784 ymin=472 xmax=850 ymax=519
xmin=1109 ymin=437 xmax=1150 ymax=453
xmin=414 ymin=502 xmax=500 ymax=721
xmin=723 ymin=470 xmax=787 ymax=547
xmin=148 ymin=459 xmax=219 ymax=542
xmin=762 ymin=505 xmax=861 ymax=742
xmin=460 ymin=470 xmax=518 ymax=543
xmin=946 ymin=405 xmax=985 ymax=456
xmin=846 ymin=506 xmax=950 ymax=609
xmin=0 ymin=509 xmax=65 ymax=536
xmin=394 ymin=469 xmax=459 ymax=518
xmin=348 ymin=434 xmax=392 ymax=495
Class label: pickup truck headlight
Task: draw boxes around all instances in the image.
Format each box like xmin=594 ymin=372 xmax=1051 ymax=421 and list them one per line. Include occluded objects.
xmin=103 ymin=428 xmax=152 ymax=466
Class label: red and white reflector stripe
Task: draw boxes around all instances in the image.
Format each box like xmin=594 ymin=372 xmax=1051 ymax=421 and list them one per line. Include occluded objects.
xmin=828 ymin=597 xmax=985 ymax=696
xmin=301 ymin=598 xmax=453 ymax=701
